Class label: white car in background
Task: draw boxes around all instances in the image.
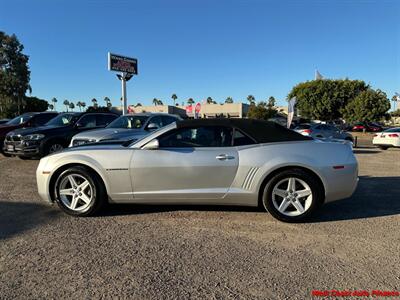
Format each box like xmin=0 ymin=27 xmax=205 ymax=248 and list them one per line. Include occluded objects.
xmin=373 ymin=127 xmax=400 ymax=150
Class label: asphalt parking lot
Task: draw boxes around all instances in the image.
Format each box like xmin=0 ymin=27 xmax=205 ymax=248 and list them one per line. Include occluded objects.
xmin=0 ymin=146 xmax=399 ymax=299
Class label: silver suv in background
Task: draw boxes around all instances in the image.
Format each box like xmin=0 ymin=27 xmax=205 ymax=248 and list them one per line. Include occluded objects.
xmin=294 ymin=123 xmax=354 ymax=142
xmin=69 ymin=113 xmax=181 ymax=147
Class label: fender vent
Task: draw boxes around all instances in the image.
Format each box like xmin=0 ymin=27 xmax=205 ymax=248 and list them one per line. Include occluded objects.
xmin=242 ymin=167 xmax=259 ymax=190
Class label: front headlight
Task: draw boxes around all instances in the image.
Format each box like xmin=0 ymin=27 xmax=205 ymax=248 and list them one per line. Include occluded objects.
xmin=22 ymin=134 xmax=45 ymax=141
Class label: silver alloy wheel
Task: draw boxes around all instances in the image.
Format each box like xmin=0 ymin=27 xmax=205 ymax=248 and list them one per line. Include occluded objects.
xmin=58 ymin=174 xmax=94 ymax=212
xmin=49 ymin=143 xmax=64 ymax=153
xmin=271 ymin=177 xmax=313 ymax=217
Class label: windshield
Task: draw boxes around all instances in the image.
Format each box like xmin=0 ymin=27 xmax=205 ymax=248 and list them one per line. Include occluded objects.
xmin=384 ymin=127 xmax=400 ymax=133
xmin=45 ymin=113 xmax=80 ymax=127
xmin=107 ymin=115 xmax=149 ymax=129
xmin=6 ymin=114 xmax=33 ymax=125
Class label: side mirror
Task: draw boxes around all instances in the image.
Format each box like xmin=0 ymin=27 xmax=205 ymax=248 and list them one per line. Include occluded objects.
xmin=147 ymin=123 xmax=159 ymax=131
xmin=75 ymin=122 xmax=83 ymax=128
xmin=142 ymin=139 xmax=159 ymax=150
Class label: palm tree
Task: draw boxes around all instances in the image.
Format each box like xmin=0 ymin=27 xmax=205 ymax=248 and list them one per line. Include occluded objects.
xmin=268 ymin=96 xmax=276 ymax=107
xmin=48 ymin=104 xmax=54 ymax=111
xmin=63 ymin=99 xmax=70 ymax=112
xmin=158 ymin=99 xmax=163 ymax=105
xmin=153 ymin=98 xmax=159 ymax=106
xmin=171 ymin=94 xmax=178 ymax=106
xmin=136 ymin=103 xmax=142 ymax=107
xmin=206 ymin=97 xmax=213 ymax=104
xmin=104 ymin=97 xmax=111 ymax=107
xmin=225 ymin=97 xmax=233 ymax=104
xmin=51 ymin=97 xmax=57 ymax=111
xmin=91 ymin=98 xmax=98 ymax=108
xmin=187 ymin=98 xmax=195 ymax=105
xmin=247 ymin=95 xmax=255 ymax=105
xmin=76 ymin=101 xmax=82 ymax=111
xmin=69 ymin=102 xmax=75 ymax=111
xmin=81 ymin=102 xmax=86 ymax=111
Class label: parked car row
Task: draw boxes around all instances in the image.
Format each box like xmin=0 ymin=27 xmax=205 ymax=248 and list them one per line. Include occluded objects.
xmin=294 ymin=123 xmax=354 ymax=142
xmin=1 ymin=111 xmax=181 ymax=159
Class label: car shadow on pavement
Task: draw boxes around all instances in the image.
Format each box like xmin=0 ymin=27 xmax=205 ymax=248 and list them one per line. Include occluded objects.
xmin=353 ymin=149 xmax=381 ymax=154
xmin=311 ymin=176 xmax=400 ymax=222
xmin=0 ymin=201 xmax=60 ymax=240
xmin=101 ymin=203 xmax=261 ymax=217
xmin=102 ymin=176 xmax=400 ymax=223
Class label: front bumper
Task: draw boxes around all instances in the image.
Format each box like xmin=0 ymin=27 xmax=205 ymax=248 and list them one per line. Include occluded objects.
xmin=3 ymin=139 xmax=42 ymax=157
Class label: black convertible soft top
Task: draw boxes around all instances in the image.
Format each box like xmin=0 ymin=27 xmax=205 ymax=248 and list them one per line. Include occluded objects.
xmin=176 ymin=118 xmax=312 ymax=144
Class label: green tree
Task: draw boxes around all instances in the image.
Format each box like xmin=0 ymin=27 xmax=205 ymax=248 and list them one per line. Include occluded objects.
xmin=51 ymin=97 xmax=57 ymax=111
xmin=136 ymin=103 xmax=142 ymax=107
xmin=187 ymin=98 xmax=195 ymax=105
xmin=391 ymin=109 xmax=400 ymax=117
xmin=76 ymin=101 xmax=82 ymax=111
xmin=343 ymin=89 xmax=390 ymax=123
xmin=206 ymin=97 xmax=213 ymax=104
xmin=288 ymin=79 xmax=369 ymax=120
xmin=91 ymin=98 xmax=98 ymax=108
xmin=69 ymin=102 xmax=75 ymax=111
xmin=247 ymin=101 xmax=277 ymax=120
xmin=225 ymin=97 xmax=233 ymax=104
xmin=48 ymin=104 xmax=54 ymax=111
xmin=23 ymin=96 xmax=48 ymax=112
xmin=63 ymin=99 xmax=70 ymax=112
xmin=268 ymin=96 xmax=276 ymax=107
xmin=81 ymin=102 xmax=86 ymax=111
xmin=153 ymin=98 xmax=159 ymax=106
xmin=171 ymin=94 xmax=177 ymax=105
xmin=158 ymin=99 xmax=163 ymax=105
xmin=0 ymin=31 xmax=31 ymax=117
xmin=247 ymin=95 xmax=255 ymax=105
xmin=104 ymin=96 xmax=111 ymax=108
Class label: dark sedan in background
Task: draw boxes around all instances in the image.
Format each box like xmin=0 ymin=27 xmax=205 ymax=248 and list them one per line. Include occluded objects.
xmin=0 ymin=112 xmax=58 ymax=156
xmin=3 ymin=112 xmax=118 ymax=159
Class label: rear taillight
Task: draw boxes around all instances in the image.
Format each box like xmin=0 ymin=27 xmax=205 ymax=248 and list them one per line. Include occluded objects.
xmin=388 ymin=134 xmax=399 ymax=138
xmin=374 ymin=134 xmax=378 ymax=137
xmin=302 ymin=129 xmax=312 ymax=134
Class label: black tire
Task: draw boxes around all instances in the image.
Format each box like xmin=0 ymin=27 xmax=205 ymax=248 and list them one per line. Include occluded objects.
xmin=378 ymin=146 xmax=388 ymax=150
xmin=262 ymin=169 xmax=324 ymax=223
xmin=54 ymin=166 xmax=106 ymax=217
xmin=44 ymin=141 xmax=65 ymax=156
xmin=345 ymin=137 xmax=353 ymax=142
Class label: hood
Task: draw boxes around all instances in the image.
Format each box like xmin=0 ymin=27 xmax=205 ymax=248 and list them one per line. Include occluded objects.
xmin=7 ymin=125 xmax=68 ymax=136
xmin=73 ymin=128 xmax=147 ymax=141
xmin=0 ymin=124 xmax=20 ymax=136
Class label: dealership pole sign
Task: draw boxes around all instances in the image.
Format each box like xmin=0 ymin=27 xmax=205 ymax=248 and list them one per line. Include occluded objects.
xmin=108 ymin=52 xmax=138 ymax=115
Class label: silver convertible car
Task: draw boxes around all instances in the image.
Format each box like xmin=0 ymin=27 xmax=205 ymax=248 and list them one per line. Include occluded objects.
xmin=36 ymin=119 xmax=358 ymax=222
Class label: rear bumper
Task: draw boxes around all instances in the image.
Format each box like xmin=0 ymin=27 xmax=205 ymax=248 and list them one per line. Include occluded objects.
xmin=372 ymin=138 xmax=400 ymax=147
xmin=323 ymin=162 xmax=359 ymax=203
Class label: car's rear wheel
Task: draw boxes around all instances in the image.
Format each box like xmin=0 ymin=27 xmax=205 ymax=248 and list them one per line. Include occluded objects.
xmin=378 ymin=145 xmax=388 ymax=150
xmin=54 ymin=166 xmax=106 ymax=216
xmin=262 ymin=169 xmax=323 ymax=222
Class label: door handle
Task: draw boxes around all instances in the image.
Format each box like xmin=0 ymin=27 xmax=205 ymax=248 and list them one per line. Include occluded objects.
xmin=216 ymin=154 xmax=235 ymax=160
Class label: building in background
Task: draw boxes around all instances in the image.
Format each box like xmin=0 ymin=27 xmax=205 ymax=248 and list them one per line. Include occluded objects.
xmin=118 ymin=102 xmax=250 ymax=119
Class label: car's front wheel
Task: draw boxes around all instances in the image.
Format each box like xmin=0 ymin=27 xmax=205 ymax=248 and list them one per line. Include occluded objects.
xmin=54 ymin=166 xmax=106 ymax=216
xmin=262 ymin=169 xmax=323 ymax=222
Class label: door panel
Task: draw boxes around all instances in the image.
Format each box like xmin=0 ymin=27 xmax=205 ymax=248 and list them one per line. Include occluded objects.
xmin=130 ymin=147 xmax=238 ymax=202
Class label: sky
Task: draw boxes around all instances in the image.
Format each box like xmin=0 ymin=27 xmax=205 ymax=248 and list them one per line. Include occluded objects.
xmin=1 ymin=0 xmax=399 ymax=110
